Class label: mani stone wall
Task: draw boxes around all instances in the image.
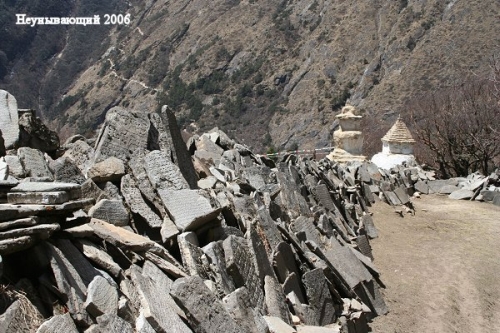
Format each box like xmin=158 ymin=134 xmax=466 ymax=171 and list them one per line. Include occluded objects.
xmin=0 ymin=106 xmax=393 ymax=333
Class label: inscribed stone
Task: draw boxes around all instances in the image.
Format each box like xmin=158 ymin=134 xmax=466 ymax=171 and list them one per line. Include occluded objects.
xmin=0 ymin=90 xmax=19 ymax=148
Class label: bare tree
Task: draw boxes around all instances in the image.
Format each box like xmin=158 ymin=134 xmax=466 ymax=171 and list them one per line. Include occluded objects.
xmin=404 ymin=74 xmax=499 ymax=178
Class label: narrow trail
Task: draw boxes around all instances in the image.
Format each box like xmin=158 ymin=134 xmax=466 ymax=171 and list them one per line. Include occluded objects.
xmin=369 ymin=195 xmax=500 ymax=333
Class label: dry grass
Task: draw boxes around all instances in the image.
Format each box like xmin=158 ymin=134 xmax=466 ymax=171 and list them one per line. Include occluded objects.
xmin=0 ymin=284 xmax=45 ymax=332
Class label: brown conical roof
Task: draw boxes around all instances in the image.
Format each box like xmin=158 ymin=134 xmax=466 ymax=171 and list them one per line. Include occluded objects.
xmin=382 ymin=116 xmax=415 ymax=143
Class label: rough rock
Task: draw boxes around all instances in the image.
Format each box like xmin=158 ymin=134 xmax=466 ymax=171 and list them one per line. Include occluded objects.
xmin=63 ymin=140 xmax=95 ymax=173
xmin=49 ymin=157 xmax=86 ymax=184
xmin=0 ymin=235 xmax=36 ymax=255
xmin=74 ymin=239 xmax=122 ymax=278
xmin=88 ymin=199 xmax=129 ymax=226
xmin=87 ymin=157 xmax=126 ymax=182
xmin=0 ymin=90 xmax=19 ymax=149
xmin=18 ymin=110 xmax=60 ymax=152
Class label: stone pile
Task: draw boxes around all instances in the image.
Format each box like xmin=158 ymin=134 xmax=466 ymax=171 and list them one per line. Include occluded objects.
xmin=355 ymin=161 xmax=500 ymax=215
xmin=0 ymin=104 xmax=389 ymax=333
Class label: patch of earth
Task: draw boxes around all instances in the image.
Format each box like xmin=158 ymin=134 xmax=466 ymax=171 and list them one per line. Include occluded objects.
xmin=369 ymin=194 xmax=500 ymax=333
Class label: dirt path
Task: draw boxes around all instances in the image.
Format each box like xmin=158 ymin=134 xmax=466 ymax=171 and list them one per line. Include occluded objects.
xmin=369 ymin=195 xmax=500 ymax=333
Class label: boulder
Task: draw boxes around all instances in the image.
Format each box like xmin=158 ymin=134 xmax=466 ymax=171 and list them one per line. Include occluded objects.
xmin=18 ymin=110 xmax=60 ymax=152
xmin=17 ymin=147 xmax=53 ymax=180
xmin=87 ymin=157 xmax=126 ymax=182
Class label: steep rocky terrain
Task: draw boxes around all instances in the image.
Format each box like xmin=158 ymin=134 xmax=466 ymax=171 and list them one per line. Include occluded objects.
xmin=1 ymin=0 xmax=499 ymax=154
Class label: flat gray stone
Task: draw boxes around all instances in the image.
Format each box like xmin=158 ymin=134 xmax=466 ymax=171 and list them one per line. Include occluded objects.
xmin=88 ymin=157 xmax=125 ymax=182
xmin=75 ymin=239 xmax=122 ymax=278
xmin=413 ymin=180 xmax=428 ymax=194
xmin=4 ymin=155 xmax=24 ymax=178
xmin=361 ymin=215 xmax=378 ymax=239
xmin=394 ymin=186 xmax=410 ymax=205
xmin=178 ymin=232 xmax=207 ymax=277
xmin=10 ymin=181 xmax=80 ymax=193
xmin=222 ymin=287 xmax=266 ymax=333
xmin=90 ymin=219 xmax=155 ymax=251
xmin=383 ymin=191 xmax=401 ymax=206
xmin=170 ymin=275 xmax=241 ymax=333
xmin=0 ymin=90 xmax=20 ymax=149
xmin=198 ymin=176 xmax=218 ymax=189
xmin=296 ymin=325 xmax=341 ymax=333
xmin=438 ymin=184 xmax=460 ymax=194
xmin=93 ymin=107 xmax=150 ymax=163
xmin=160 ymin=216 xmax=179 ymax=242
xmin=121 ymin=174 xmax=162 ymax=228
xmin=36 ymin=313 xmax=78 ymax=333
xmin=0 ymin=235 xmax=36 ymax=255
xmin=84 ymin=276 xmax=119 ymax=317
xmin=143 ymin=250 xmax=188 ymax=279
xmin=129 ymin=265 xmax=191 ymax=333
xmin=264 ymin=275 xmax=291 ymax=324
xmin=158 ymin=106 xmax=199 ymax=189
xmin=0 ymin=199 xmax=93 ymax=221
xmin=159 ymin=189 xmax=220 ymax=231
xmin=17 ymin=147 xmax=53 ymax=179
xmin=323 ymin=236 xmax=373 ymax=290
xmin=89 ymin=199 xmax=129 ymax=226
xmin=144 ymin=150 xmax=189 ymax=191
xmin=223 ymin=235 xmax=265 ymax=312
xmin=48 ymin=241 xmax=92 ymax=325
xmin=302 ymin=268 xmax=336 ymax=325
xmin=7 ymin=191 xmax=70 ymax=204
xmin=90 ymin=314 xmax=134 ymax=333
xmin=100 ymin=181 xmax=122 ymax=200
xmin=202 ymin=241 xmax=236 ymax=296
xmin=81 ymin=179 xmax=107 ymax=201
xmin=0 ymin=223 xmax=59 ymax=240
xmin=448 ymin=189 xmax=474 ymax=200
xmin=0 ymin=216 xmax=38 ymax=231
xmin=61 ymin=224 xmax=94 ymax=238
xmin=128 ymin=153 xmax=164 ymax=213
xmin=493 ymin=193 xmax=500 ymax=207
xmin=0 ymin=158 xmax=8 ymax=180
xmin=263 ymin=316 xmax=297 ymax=333
xmin=50 ymin=157 xmax=86 ymax=184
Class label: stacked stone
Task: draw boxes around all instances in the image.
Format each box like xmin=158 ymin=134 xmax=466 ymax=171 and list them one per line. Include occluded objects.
xmin=0 ymin=182 xmax=93 ymax=256
xmin=0 ymin=104 xmax=390 ymax=333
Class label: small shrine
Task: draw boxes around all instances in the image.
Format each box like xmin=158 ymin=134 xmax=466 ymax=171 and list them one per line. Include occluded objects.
xmin=327 ymin=105 xmax=366 ymax=162
xmin=371 ymin=115 xmax=416 ymax=169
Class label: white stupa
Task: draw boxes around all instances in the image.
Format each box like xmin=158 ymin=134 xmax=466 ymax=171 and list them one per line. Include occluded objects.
xmin=327 ymin=105 xmax=366 ymax=162
xmin=371 ymin=115 xmax=416 ymax=169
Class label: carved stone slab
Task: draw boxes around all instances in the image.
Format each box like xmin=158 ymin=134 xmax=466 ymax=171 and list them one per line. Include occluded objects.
xmin=159 ymin=189 xmax=220 ymax=231
xmin=93 ymin=107 xmax=150 ymax=163
xmin=170 ymin=275 xmax=241 ymax=333
xmin=144 ymin=150 xmax=189 ymax=191
xmin=0 ymin=90 xmax=19 ymax=148
xmin=121 ymin=174 xmax=162 ymax=229
xmin=88 ymin=199 xmax=129 ymax=226
xmin=223 ymin=235 xmax=265 ymax=312
xmin=17 ymin=147 xmax=53 ymax=179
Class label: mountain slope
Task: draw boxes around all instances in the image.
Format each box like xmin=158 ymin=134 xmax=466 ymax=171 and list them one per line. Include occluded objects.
xmin=1 ymin=0 xmax=499 ymax=154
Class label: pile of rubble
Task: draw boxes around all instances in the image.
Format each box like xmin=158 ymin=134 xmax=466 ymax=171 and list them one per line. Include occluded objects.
xmin=0 ymin=100 xmax=389 ymax=332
